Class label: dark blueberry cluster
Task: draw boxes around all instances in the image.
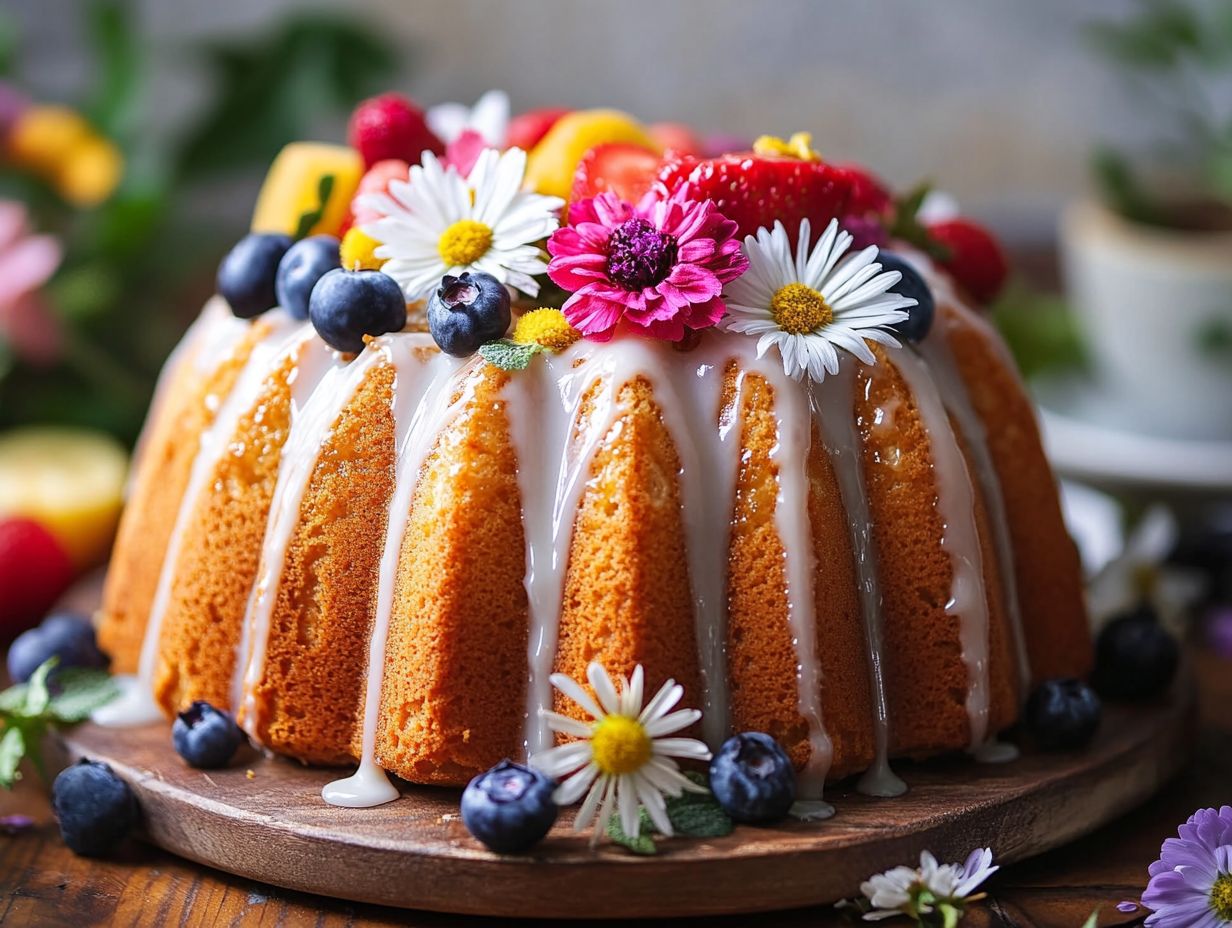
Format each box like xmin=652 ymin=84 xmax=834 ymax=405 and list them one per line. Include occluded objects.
xmin=460 ymin=760 xmax=558 ymax=853
xmin=1024 ymin=678 xmax=1102 ymax=750
xmin=1092 ymin=603 xmax=1179 ymax=701
xmin=172 ymin=701 xmax=246 ymax=769
xmin=708 ymin=731 xmax=796 ymax=824
xmin=7 ymin=612 xmax=107 ymax=684
xmin=52 ymin=759 xmax=138 ymax=857
xmin=427 ymin=272 xmax=512 ymax=357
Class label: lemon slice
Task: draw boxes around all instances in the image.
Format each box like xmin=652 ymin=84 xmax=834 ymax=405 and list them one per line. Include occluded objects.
xmin=0 ymin=427 xmax=129 ymax=568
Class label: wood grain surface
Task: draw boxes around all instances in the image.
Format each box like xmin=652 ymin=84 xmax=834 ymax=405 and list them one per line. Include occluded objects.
xmin=3 ymin=654 xmax=1231 ymax=925
xmin=25 ymin=677 xmax=1192 ymax=920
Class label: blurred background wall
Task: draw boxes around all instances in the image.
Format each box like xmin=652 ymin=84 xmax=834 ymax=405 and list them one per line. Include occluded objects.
xmin=8 ymin=0 xmax=1189 ymax=240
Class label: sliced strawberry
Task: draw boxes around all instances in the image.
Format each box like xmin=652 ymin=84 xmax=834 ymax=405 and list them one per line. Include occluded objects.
xmin=657 ymin=152 xmax=854 ymax=243
xmin=507 ymin=107 xmax=571 ymax=152
xmin=926 ymin=218 xmax=1009 ymax=305
xmin=834 ymin=163 xmax=893 ymax=215
xmin=571 ymin=143 xmax=663 ymax=204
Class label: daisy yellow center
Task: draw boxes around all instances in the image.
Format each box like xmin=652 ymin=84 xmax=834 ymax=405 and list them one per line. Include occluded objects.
xmin=438 ymin=219 xmax=493 ymax=266
xmin=1211 ymin=872 xmax=1232 ymax=921
xmin=770 ymin=282 xmax=833 ymax=334
xmin=590 ymin=715 xmax=652 ymax=776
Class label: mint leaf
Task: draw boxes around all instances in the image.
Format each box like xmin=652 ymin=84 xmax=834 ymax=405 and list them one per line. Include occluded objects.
xmin=479 ymin=339 xmax=543 ymax=372
xmin=293 ymin=173 xmax=336 ymax=240
xmin=49 ymin=669 xmax=120 ymax=723
xmin=606 ymin=808 xmax=657 ymax=855
xmin=665 ymin=787 xmax=733 ymax=838
xmin=0 ymin=727 xmax=24 ymax=789
xmin=24 ymin=659 xmax=56 ymax=717
xmin=887 ymin=182 xmax=950 ymax=261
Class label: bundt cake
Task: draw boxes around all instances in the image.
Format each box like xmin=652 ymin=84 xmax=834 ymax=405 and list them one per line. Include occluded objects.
xmin=94 ymin=102 xmax=1091 ymax=812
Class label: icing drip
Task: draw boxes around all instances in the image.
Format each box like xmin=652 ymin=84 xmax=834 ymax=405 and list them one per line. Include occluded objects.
xmin=94 ymin=310 xmax=305 ymax=728
xmin=126 ymin=297 xmax=246 ymax=498
xmin=227 ymin=335 xmax=338 ymax=711
xmin=812 ymin=362 xmax=906 ymax=798
xmin=891 ymin=346 xmax=992 ymax=751
xmin=917 ymin=328 xmax=1031 ymax=701
xmin=238 ymin=347 xmax=387 ymax=738
xmin=506 ymin=336 xmax=751 ymax=757
xmin=756 ymin=358 xmax=832 ymax=801
xmin=323 ymin=337 xmax=463 ymax=808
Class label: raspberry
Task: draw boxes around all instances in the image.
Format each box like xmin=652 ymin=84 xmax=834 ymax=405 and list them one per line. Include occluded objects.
xmin=347 ymin=94 xmax=443 ymax=169
xmin=927 ymin=218 xmax=1009 ymax=305
xmin=0 ymin=517 xmax=75 ymax=641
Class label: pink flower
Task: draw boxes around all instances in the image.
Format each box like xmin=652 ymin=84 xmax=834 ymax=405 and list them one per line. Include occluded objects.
xmin=546 ymin=185 xmax=748 ymax=342
xmin=0 ymin=201 xmax=62 ymax=366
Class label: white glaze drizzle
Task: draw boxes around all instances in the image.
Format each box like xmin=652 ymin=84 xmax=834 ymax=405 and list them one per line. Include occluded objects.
xmin=125 ymin=298 xmax=246 ymax=497
xmin=323 ymin=337 xmax=464 ymax=808
xmin=916 ymin=327 xmax=1031 ymax=708
xmin=94 ymin=310 xmax=302 ymax=727
xmin=812 ymin=361 xmax=906 ymax=798
xmin=237 ymin=345 xmax=387 ymax=738
xmin=227 ymin=334 xmax=338 ymax=711
xmin=891 ymin=346 xmax=992 ymax=751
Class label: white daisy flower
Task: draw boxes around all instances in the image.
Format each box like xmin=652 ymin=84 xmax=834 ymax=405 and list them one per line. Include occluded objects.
xmin=531 ymin=662 xmax=711 ymax=847
xmin=360 ymin=146 xmax=563 ymax=301
xmin=721 ymin=217 xmax=915 ymax=383
xmin=857 ymin=847 xmax=999 ymax=921
xmin=426 ymin=89 xmax=510 ymax=147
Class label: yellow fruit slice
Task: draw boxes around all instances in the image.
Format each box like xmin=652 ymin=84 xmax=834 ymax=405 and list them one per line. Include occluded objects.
xmin=524 ymin=109 xmax=661 ymax=200
xmin=0 ymin=428 xmax=129 ymax=568
xmin=250 ymin=142 xmax=363 ymax=238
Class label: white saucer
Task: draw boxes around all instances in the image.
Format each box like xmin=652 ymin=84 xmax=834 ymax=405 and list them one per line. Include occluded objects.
xmin=1034 ymin=374 xmax=1232 ymax=494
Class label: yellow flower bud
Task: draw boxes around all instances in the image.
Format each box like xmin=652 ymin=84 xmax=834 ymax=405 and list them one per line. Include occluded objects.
xmin=6 ymin=105 xmax=93 ymax=173
xmin=340 ymin=227 xmax=386 ymax=270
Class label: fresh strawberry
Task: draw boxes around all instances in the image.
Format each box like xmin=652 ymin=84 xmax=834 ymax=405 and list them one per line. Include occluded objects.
xmin=347 ymin=93 xmax=443 ymax=168
xmin=835 ymin=163 xmax=892 ymax=215
xmin=0 ymin=517 xmax=75 ymax=641
xmin=648 ymin=122 xmax=704 ymax=157
xmin=571 ymin=143 xmax=663 ymax=204
xmin=926 ymin=218 xmax=1009 ymax=305
xmin=657 ymin=152 xmax=854 ymax=243
xmin=506 ymin=107 xmax=570 ymax=152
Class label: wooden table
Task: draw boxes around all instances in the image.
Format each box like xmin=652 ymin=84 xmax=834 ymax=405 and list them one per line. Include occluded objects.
xmin=3 ymin=651 xmax=1230 ymax=928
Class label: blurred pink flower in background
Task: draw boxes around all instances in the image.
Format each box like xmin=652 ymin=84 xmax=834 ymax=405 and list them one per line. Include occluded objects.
xmin=0 ymin=201 xmax=63 ymax=367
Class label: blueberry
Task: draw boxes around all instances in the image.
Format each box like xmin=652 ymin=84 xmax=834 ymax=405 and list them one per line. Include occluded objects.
xmin=52 ymin=759 xmax=138 ymax=857
xmin=217 ymin=233 xmax=293 ymax=319
xmin=172 ymin=701 xmax=245 ymax=769
xmin=308 ymin=268 xmax=407 ymax=353
xmin=1024 ymin=678 xmax=1102 ymax=750
xmin=878 ymin=251 xmax=935 ymax=342
xmin=7 ymin=612 xmax=108 ymax=684
xmin=275 ymin=235 xmax=341 ymax=320
xmin=708 ymin=732 xmax=796 ymax=824
xmin=461 ymin=760 xmax=557 ymax=853
xmin=427 ymin=272 xmax=511 ymax=357
xmin=1092 ymin=603 xmax=1179 ymax=701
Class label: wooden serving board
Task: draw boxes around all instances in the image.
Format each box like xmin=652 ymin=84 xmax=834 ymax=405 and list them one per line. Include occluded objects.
xmin=50 ymin=687 xmax=1194 ymax=920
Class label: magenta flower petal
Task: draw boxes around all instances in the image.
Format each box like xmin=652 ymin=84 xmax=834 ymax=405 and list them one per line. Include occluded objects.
xmin=545 ymin=183 xmax=748 ymax=343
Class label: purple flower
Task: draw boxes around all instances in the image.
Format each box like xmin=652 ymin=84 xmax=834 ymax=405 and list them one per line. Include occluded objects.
xmin=1142 ymin=806 xmax=1232 ymax=927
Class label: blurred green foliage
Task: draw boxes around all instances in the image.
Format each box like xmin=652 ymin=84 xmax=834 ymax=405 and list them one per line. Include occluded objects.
xmin=0 ymin=1 xmax=399 ymax=444
xmin=991 ymin=284 xmax=1088 ymax=383
xmin=1087 ymin=0 xmax=1232 ymax=226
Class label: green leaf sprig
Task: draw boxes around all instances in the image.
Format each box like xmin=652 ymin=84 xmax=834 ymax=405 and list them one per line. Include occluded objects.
xmin=605 ymin=771 xmax=734 ymax=855
xmin=886 ymin=183 xmax=951 ymax=262
xmin=0 ymin=659 xmax=119 ymax=789
xmin=478 ymin=339 xmax=545 ymax=372
xmin=293 ymin=173 xmax=335 ymax=240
